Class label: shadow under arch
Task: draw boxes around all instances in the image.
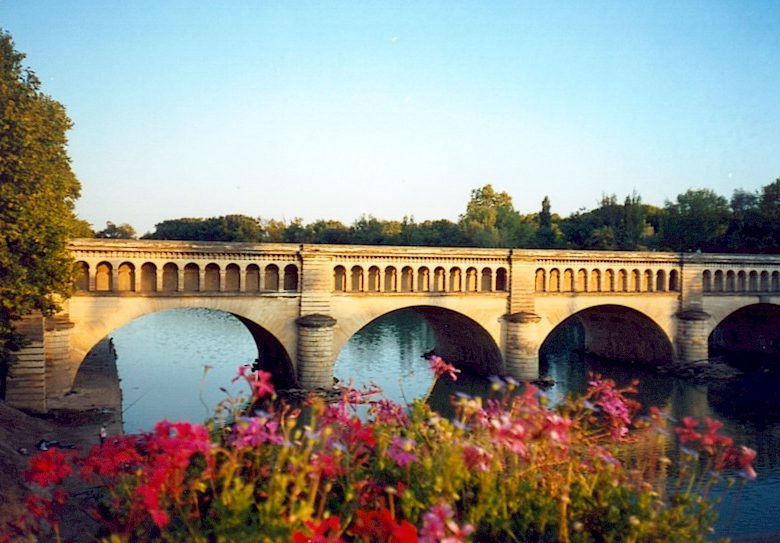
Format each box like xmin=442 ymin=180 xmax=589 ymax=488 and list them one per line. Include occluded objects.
xmin=232 ymin=314 xmax=295 ymax=388
xmin=709 ymin=303 xmax=780 ymax=364
xmin=540 ymin=305 xmax=676 ymax=412
xmin=541 ymin=304 xmax=674 ymax=366
xmin=337 ymin=306 xmax=503 ymax=377
xmin=73 ymin=308 xmax=295 ymax=432
xmin=76 ymin=308 xmax=294 ymax=396
xmin=413 ymin=307 xmax=503 ymax=375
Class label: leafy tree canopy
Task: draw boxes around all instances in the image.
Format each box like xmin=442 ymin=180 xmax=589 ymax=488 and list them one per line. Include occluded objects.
xmin=660 ymin=189 xmax=730 ymax=251
xmin=95 ymin=221 xmax=137 ymax=239
xmin=139 ymin=180 xmax=780 ymax=253
xmin=0 ymin=30 xmax=83 ymax=395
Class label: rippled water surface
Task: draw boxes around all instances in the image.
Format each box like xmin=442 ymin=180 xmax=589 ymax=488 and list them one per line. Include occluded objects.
xmin=112 ymin=308 xmax=255 ymax=434
xmin=108 ymin=308 xmax=780 ymax=540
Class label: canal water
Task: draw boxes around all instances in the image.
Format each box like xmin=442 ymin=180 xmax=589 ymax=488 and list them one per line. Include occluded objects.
xmin=105 ymin=307 xmax=780 ymax=541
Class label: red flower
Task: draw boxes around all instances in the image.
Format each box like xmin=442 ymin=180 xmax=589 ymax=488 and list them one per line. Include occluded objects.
xmin=24 ymin=493 xmax=54 ymax=520
xmin=721 ymin=445 xmax=758 ymax=480
xmin=292 ymin=516 xmax=345 ymax=543
xmin=675 ymin=416 xmax=703 ymax=445
xmin=352 ymin=508 xmax=418 ymax=543
xmin=701 ymin=417 xmax=733 ymax=449
xmin=25 ymin=448 xmax=74 ymax=487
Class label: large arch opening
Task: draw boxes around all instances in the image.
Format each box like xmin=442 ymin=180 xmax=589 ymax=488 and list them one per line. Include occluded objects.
xmin=709 ymin=303 xmax=780 ymax=366
xmin=73 ymin=308 xmax=292 ymax=433
xmin=542 ymin=305 xmax=673 ymax=365
xmin=539 ymin=305 xmax=675 ymax=409
xmin=334 ymin=307 xmax=502 ymax=405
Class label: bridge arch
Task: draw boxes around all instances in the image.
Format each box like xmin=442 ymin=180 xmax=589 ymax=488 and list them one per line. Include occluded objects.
xmin=65 ymin=295 xmax=299 ymax=390
xmin=709 ymin=303 xmax=780 ymax=361
xmin=76 ymin=307 xmax=295 ymax=390
xmin=540 ymin=304 xmax=674 ymax=365
xmin=332 ymin=304 xmax=503 ymax=377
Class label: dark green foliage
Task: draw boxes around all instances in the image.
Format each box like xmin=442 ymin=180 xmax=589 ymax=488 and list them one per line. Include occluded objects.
xmin=659 ymin=189 xmax=731 ymax=252
xmin=143 ymin=214 xmax=264 ymax=242
xmin=95 ymin=221 xmax=137 ymax=239
xmin=141 ymin=177 xmax=780 ymax=253
xmin=0 ymin=31 xmax=83 ymax=396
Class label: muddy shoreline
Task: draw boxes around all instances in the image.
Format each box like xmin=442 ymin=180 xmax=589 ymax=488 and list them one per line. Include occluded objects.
xmin=0 ymin=338 xmax=122 ymax=541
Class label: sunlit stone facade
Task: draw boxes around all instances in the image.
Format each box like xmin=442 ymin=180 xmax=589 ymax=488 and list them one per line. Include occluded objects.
xmin=7 ymin=240 xmax=780 ymax=412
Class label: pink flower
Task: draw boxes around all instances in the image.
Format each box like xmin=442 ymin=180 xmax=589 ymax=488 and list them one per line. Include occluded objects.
xmin=370 ymin=399 xmax=409 ymax=427
xmin=388 ymin=436 xmax=417 ymax=467
xmin=232 ymin=415 xmax=284 ymax=447
xmin=721 ymin=446 xmax=758 ymax=480
xmin=427 ymin=355 xmax=460 ymax=382
xmin=462 ymin=444 xmax=493 ymax=472
xmin=544 ymin=413 xmax=571 ymax=447
xmin=587 ymin=378 xmax=638 ymax=440
xmin=488 ymin=414 xmax=528 ymax=456
xmin=233 ymin=366 xmax=275 ymax=400
xmin=420 ymin=504 xmax=474 ymax=543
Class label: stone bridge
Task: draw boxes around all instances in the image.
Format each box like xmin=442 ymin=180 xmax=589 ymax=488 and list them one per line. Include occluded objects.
xmin=7 ymin=239 xmax=780 ymax=411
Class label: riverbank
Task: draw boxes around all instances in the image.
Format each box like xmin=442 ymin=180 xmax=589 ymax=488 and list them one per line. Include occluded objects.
xmin=0 ymin=338 xmax=121 ymax=541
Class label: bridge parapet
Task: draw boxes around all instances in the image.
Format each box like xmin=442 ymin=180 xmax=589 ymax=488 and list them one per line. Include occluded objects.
xmin=529 ymin=251 xmax=683 ymax=294
xmin=9 ymin=241 xmax=780 ymax=413
xmin=70 ymin=239 xmax=302 ymax=295
xmin=697 ymin=254 xmax=780 ymax=295
xmin=324 ymin=245 xmax=511 ymax=295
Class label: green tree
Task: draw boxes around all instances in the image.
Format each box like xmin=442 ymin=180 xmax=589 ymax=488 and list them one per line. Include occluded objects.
xmin=725 ymin=189 xmax=760 ymax=252
xmin=351 ymin=215 xmax=402 ymax=245
xmin=95 ymin=221 xmax=137 ymax=239
xmin=260 ymin=218 xmax=287 ymax=242
xmin=752 ymin=179 xmax=780 ymax=252
xmin=0 ymin=31 xmax=83 ymax=398
xmin=143 ymin=215 xmax=263 ymax=242
xmin=459 ymin=184 xmax=523 ymax=247
xmin=618 ymin=191 xmax=649 ymax=250
xmin=281 ymin=218 xmax=310 ymax=243
xmin=532 ymin=196 xmax=564 ymax=248
xmin=308 ymin=220 xmax=351 ymax=244
xmin=659 ymin=189 xmax=730 ymax=251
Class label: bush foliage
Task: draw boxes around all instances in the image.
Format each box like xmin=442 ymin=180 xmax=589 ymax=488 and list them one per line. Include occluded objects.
xmin=15 ymin=360 xmax=756 ymax=543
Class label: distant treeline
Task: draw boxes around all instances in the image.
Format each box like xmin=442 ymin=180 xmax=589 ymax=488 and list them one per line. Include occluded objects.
xmin=96 ymin=179 xmax=780 ymax=253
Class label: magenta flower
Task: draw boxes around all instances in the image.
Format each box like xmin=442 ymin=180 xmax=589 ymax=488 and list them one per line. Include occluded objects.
xmin=462 ymin=444 xmax=493 ymax=472
xmin=233 ymin=365 xmax=275 ymax=400
xmin=427 ymin=355 xmax=460 ymax=382
xmin=370 ymin=398 xmax=409 ymax=426
xmin=388 ymin=436 xmax=417 ymax=467
xmin=488 ymin=414 xmax=528 ymax=456
xmin=232 ymin=415 xmax=284 ymax=447
xmin=420 ymin=503 xmax=474 ymax=543
xmin=588 ymin=378 xmax=637 ymax=440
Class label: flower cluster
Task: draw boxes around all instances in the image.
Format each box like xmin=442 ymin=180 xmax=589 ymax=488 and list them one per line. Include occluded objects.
xmin=18 ymin=363 xmax=756 ymax=542
xmin=675 ymin=415 xmax=757 ymax=480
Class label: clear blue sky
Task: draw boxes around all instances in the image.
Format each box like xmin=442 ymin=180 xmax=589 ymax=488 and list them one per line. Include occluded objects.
xmin=3 ymin=1 xmax=779 ymax=235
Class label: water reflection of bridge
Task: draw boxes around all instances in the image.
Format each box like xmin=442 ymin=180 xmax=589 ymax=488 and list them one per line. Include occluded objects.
xmin=8 ymin=239 xmax=780 ymax=412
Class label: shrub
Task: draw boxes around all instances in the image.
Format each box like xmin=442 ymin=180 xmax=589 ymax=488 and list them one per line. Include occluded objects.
xmin=16 ymin=358 xmax=755 ymax=542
